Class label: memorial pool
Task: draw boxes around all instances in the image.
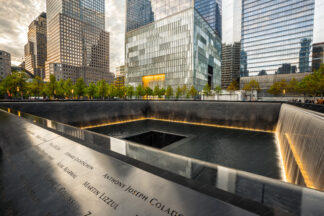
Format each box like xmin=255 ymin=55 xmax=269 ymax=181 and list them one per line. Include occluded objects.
xmin=89 ymin=119 xmax=282 ymax=180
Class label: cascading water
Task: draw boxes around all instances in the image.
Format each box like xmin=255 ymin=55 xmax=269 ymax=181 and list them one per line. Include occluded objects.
xmin=276 ymin=104 xmax=324 ymax=191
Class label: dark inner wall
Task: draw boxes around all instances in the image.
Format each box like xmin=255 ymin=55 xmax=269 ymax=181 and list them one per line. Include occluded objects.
xmin=0 ymin=101 xmax=282 ymax=131
xmin=90 ymin=120 xmax=281 ymax=179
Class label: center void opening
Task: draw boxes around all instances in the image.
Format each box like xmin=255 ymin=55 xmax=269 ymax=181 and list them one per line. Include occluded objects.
xmin=124 ymin=131 xmax=186 ymax=149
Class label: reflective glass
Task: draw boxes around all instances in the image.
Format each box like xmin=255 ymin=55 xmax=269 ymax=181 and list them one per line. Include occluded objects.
xmin=125 ymin=9 xmax=221 ymax=91
xmin=126 ymin=0 xmax=222 ymax=35
xmin=241 ymin=0 xmax=316 ymax=76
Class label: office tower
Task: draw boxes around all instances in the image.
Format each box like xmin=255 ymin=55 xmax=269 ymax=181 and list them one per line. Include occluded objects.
xmin=312 ymin=43 xmax=324 ymax=71
xmin=115 ymin=65 xmax=125 ymax=88
xmin=0 ymin=50 xmax=11 ymax=80
xmin=45 ymin=0 xmax=112 ymax=84
xmin=195 ymin=0 xmax=222 ymax=37
xmin=241 ymin=0 xmax=318 ymax=76
xmin=115 ymin=65 xmax=126 ymax=77
xmin=221 ymin=43 xmax=240 ymax=89
xmin=24 ymin=13 xmax=47 ymax=79
xmin=221 ymin=0 xmax=242 ymax=86
xmin=125 ymin=0 xmax=221 ymax=91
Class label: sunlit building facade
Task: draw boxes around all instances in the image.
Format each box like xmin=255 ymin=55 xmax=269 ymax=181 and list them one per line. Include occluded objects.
xmin=24 ymin=13 xmax=47 ymax=79
xmin=45 ymin=0 xmax=112 ymax=84
xmin=241 ymin=0 xmax=319 ymax=76
xmin=125 ymin=1 xmax=221 ymax=91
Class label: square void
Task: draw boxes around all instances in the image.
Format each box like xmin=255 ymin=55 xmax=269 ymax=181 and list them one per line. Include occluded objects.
xmin=124 ymin=131 xmax=185 ymax=149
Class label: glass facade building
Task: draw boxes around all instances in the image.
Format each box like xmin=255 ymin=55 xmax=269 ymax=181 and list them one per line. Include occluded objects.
xmin=126 ymin=0 xmax=222 ymax=35
xmin=195 ymin=0 xmax=222 ymax=38
xmin=241 ymin=0 xmax=316 ymax=76
xmin=126 ymin=8 xmax=221 ymax=91
xmin=45 ymin=0 xmax=113 ymax=83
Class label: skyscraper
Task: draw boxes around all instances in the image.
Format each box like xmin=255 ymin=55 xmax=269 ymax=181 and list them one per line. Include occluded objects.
xmin=221 ymin=43 xmax=240 ymax=89
xmin=45 ymin=0 xmax=112 ymax=83
xmin=24 ymin=13 xmax=47 ymax=79
xmin=195 ymin=0 xmax=222 ymax=37
xmin=0 ymin=50 xmax=11 ymax=80
xmin=125 ymin=0 xmax=221 ymax=91
xmin=241 ymin=0 xmax=317 ymax=76
xmin=221 ymin=0 xmax=242 ymax=86
xmin=312 ymin=43 xmax=324 ymax=71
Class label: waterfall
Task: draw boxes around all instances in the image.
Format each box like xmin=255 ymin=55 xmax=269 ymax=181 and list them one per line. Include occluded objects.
xmin=276 ymin=104 xmax=324 ymax=191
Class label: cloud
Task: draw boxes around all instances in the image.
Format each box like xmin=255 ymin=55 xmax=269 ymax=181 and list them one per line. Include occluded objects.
xmin=0 ymin=0 xmax=126 ymax=72
xmin=106 ymin=0 xmax=126 ymax=72
xmin=0 ymin=0 xmax=46 ymax=64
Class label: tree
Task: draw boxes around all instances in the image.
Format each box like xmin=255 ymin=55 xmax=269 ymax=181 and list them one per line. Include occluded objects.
xmin=268 ymin=82 xmax=281 ymax=96
xmin=249 ymin=80 xmax=260 ymax=92
xmin=126 ymin=86 xmax=134 ymax=99
xmin=0 ymin=75 xmax=14 ymax=98
xmin=63 ymin=79 xmax=73 ymax=99
xmin=176 ymin=86 xmax=182 ymax=99
xmin=86 ymin=82 xmax=96 ymax=100
xmin=96 ymin=80 xmax=107 ymax=99
xmin=14 ymin=72 xmax=28 ymax=99
xmin=203 ymin=84 xmax=211 ymax=96
xmin=227 ymin=80 xmax=239 ymax=94
xmin=181 ymin=85 xmax=187 ymax=97
xmin=74 ymin=78 xmax=86 ymax=99
xmin=214 ymin=86 xmax=222 ymax=95
xmin=144 ymin=87 xmax=153 ymax=99
xmin=107 ymin=84 xmax=117 ymax=99
xmin=165 ymin=85 xmax=173 ymax=99
xmin=189 ymin=86 xmax=198 ymax=99
xmin=45 ymin=74 xmax=57 ymax=99
xmin=287 ymin=78 xmax=298 ymax=95
xmin=29 ymin=76 xmax=43 ymax=99
xmin=159 ymin=88 xmax=166 ymax=99
xmin=268 ymin=80 xmax=287 ymax=96
xmin=56 ymin=80 xmax=65 ymax=98
xmin=135 ymin=85 xmax=145 ymax=99
xmin=116 ymin=86 xmax=126 ymax=99
xmin=243 ymin=80 xmax=260 ymax=100
xmin=153 ymin=85 xmax=160 ymax=97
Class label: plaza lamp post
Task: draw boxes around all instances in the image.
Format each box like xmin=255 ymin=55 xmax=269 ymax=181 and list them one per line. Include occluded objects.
xmin=72 ymin=89 xmax=74 ymax=100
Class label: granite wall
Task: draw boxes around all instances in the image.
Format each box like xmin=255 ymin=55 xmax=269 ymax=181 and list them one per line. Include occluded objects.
xmin=0 ymin=101 xmax=282 ymax=131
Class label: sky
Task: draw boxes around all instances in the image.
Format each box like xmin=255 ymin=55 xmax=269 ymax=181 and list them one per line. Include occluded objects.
xmin=0 ymin=0 xmax=126 ymax=72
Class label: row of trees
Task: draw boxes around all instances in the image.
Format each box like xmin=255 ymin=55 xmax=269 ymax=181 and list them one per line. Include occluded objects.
xmin=2 ymin=64 xmax=323 ymax=100
xmin=268 ymin=65 xmax=324 ymax=97
xmin=0 ymin=73 xmax=203 ymax=100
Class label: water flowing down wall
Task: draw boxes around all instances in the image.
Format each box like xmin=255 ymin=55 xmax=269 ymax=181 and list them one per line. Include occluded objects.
xmin=0 ymin=101 xmax=282 ymax=131
xmin=277 ymin=104 xmax=324 ymax=191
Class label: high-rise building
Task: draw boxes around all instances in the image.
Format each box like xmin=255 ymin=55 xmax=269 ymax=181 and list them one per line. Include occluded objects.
xmin=221 ymin=0 xmax=242 ymax=86
xmin=241 ymin=0 xmax=320 ymax=76
xmin=312 ymin=43 xmax=324 ymax=71
xmin=24 ymin=12 xmax=47 ymax=79
xmin=221 ymin=42 xmax=240 ymax=89
xmin=125 ymin=0 xmax=221 ymax=91
xmin=0 ymin=50 xmax=11 ymax=80
xmin=195 ymin=0 xmax=222 ymax=37
xmin=45 ymin=0 xmax=112 ymax=84
xmin=115 ymin=65 xmax=126 ymax=77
